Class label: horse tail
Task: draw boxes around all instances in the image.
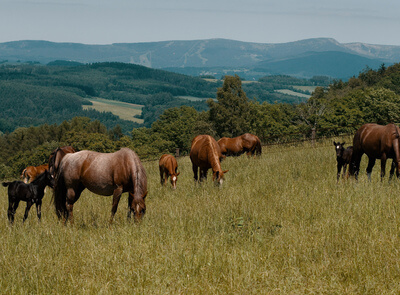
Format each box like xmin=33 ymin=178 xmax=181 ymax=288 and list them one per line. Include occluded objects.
xmin=53 ymin=168 xmax=67 ymax=220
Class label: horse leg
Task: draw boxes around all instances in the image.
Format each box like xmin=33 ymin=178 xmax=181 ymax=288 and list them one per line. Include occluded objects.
xmin=36 ymin=200 xmax=42 ymax=221
xmin=159 ymin=167 xmax=164 ymax=186
xmin=336 ymin=163 xmax=342 ymax=183
xmin=7 ymin=200 xmax=19 ymax=224
xmin=389 ymin=160 xmax=397 ymax=180
xmin=23 ymin=201 xmax=33 ymax=223
xmin=366 ymin=157 xmax=376 ymax=182
xmin=343 ymin=163 xmax=348 ymax=180
xmin=380 ymin=155 xmax=387 ymax=181
xmin=110 ymin=186 xmax=123 ymax=224
xmin=200 ymin=168 xmax=208 ymax=182
xmin=65 ymin=188 xmax=78 ymax=225
xmin=192 ymin=163 xmax=199 ymax=182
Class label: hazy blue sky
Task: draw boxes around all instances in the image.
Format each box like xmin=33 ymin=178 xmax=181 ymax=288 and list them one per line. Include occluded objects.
xmin=0 ymin=0 xmax=399 ymax=45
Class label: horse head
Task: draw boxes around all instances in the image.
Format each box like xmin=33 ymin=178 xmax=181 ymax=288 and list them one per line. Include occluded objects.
xmin=170 ymin=172 xmax=180 ymax=190
xmin=213 ymin=170 xmax=229 ymax=186
xmin=333 ymin=141 xmax=345 ymax=158
xmin=131 ymin=191 xmax=147 ymax=221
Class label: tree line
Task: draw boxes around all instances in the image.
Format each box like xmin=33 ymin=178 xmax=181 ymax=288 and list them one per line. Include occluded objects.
xmin=1 ymin=62 xmax=397 ymax=179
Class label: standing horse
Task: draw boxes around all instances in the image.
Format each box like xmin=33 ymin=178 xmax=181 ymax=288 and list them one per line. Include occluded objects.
xmin=217 ymin=133 xmax=262 ymax=157
xmin=190 ymin=135 xmax=228 ymax=185
xmin=53 ymin=148 xmax=147 ymax=224
xmin=159 ymin=154 xmax=180 ymax=189
xmin=349 ymin=123 xmax=400 ymax=181
xmin=21 ymin=164 xmax=49 ymax=183
xmin=48 ymin=146 xmax=76 ymax=177
xmin=333 ymin=142 xmax=353 ymax=182
xmin=3 ymin=170 xmax=54 ymax=224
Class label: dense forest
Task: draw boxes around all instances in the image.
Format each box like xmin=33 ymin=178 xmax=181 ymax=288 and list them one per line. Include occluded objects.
xmin=0 ymin=62 xmax=328 ymax=133
xmin=1 ymin=61 xmax=399 ymax=179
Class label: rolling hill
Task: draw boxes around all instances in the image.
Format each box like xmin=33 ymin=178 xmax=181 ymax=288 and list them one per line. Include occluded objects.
xmin=1 ymin=38 xmax=397 ymax=79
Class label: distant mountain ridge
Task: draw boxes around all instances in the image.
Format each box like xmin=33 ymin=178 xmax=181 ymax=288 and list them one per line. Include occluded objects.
xmin=1 ymin=38 xmax=399 ymax=78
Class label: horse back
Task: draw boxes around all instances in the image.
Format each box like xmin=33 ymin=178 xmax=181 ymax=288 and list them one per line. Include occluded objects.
xmin=159 ymin=154 xmax=178 ymax=175
xmin=59 ymin=148 xmax=146 ymax=195
xmin=355 ymin=124 xmax=399 ymax=158
xmin=190 ymin=135 xmax=223 ymax=168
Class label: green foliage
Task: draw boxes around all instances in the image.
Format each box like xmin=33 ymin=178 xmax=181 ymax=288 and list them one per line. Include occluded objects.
xmin=208 ymin=75 xmax=253 ymax=137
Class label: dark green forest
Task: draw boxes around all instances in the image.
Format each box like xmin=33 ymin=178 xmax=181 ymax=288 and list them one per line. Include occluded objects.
xmin=1 ymin=61 xmax=399 ymax=179
xmin=0 ymin=62 xmax=328 ymax=133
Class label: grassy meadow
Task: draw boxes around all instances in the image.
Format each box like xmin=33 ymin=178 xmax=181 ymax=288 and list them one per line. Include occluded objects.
xmin=1 ymin=139 xmax=400 ymax=294
xmin=83 ymin=97 xmax=143 ymax=124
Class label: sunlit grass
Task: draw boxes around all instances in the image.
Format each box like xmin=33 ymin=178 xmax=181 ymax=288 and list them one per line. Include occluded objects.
xmin=1 ymin=140 xmax=400 ymax=293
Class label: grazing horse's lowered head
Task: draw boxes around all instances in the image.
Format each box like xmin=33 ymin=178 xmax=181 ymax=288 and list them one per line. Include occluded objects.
xmin=190 ymin=135 xmax=229 ymax=186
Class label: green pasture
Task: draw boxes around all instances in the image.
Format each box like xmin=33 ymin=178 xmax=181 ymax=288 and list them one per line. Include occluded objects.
xmin=1 ymin=140 xmax=400 ymax=294
xmin=83 ymin=97 xmax=143 ymax=124
xmin=275 ymin=89 xmax=311 ymax=99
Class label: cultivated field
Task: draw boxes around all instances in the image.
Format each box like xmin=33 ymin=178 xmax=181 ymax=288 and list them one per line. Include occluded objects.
xmin=83 ymin=97 xmax=143 ymax=124
xmin=1 ymin=140 xmax=400 ymax=294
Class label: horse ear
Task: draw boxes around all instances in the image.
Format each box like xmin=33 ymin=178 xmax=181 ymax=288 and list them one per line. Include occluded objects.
xmin=142 ymin=191 xmax=148 ymax=199
xmin=223 ymin=170 xmax=229 ymax=174
xmin=333 ymin=141 xmax=337 ymax=146
xmin=342 ymin=142 xmax=345 ymax=145
xmin=176 ymin=172 xmax=180 ymax=176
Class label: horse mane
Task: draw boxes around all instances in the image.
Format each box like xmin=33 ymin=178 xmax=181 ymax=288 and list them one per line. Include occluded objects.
xmin=31 ymin=171 xmax=47 ymax=185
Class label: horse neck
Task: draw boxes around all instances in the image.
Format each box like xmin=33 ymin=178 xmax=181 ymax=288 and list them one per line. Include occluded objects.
xmin=31 ymin=174 xmax=48 ymax=190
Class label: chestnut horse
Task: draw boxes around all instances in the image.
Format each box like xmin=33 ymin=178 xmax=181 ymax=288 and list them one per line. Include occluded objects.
xmin=48 ymin=146 xmax=76 ymax=177
xmin=349 ymin=123 xmax=400 ymax=181
xmin=159 ymin=154 xmax=180 ymax=189
xmin=217 ymin=133 xmax=262 ymax=157
xmin=53 ymin=148 xmax=147 ymax=224
xmin=21 ymin=164 xmax=49 ymax=183
xmin=190 ymin=135 xmax=228 ymax=185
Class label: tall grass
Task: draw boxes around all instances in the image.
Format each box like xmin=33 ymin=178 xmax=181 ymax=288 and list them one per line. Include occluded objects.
xmin=1 ymin=140 xmax=400 ymax=294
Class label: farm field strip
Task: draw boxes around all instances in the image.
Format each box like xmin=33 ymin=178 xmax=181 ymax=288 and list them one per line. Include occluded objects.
xmin=83 ymin=97 xmax=144 ymax=123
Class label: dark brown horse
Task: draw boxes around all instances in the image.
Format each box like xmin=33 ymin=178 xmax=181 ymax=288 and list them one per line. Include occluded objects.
xmin=53 ymin=148 xmax=147 ymax=224
xmin=48 ymin=146 xmax=76 ymax=177
xmin=159 ymin=154 xmax=180 ymax=189
xmin=190 ymin=135 xmax=228 ymax=185
xmin=333 ymin=142 xmax=353 ymax=182
xmin=349 ymin=123 xmax=400 ymax=181
xmin=217 ymin=133 xmax=262 ymax=157
xmin=3 ymin=170 xmax=54 ymax=224
xmin=21 ymin=164 xmax=49 ymax=183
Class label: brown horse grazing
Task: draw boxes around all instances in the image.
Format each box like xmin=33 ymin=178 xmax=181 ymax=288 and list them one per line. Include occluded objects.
xmin=53 ymin=148 xmax=147 ymax=224
xmin=48 ymin=146 xmax=76 ymax=177
xmin=190 ymin=135 xmax=228 ymax=185
xmin=349 ymin=123 xmax=400 ymax=181
xmin=3 ymin=170 xmax=54 ymax=224
xmin=217 ymin=133 xmax=262 ymax=157
xmin=159 ymin=154 xmax=180 ymax=189
xmin=21 ymin=164 xmax=49 ymax=183
xmin=333 ymin=141 xmax=353 ymax=182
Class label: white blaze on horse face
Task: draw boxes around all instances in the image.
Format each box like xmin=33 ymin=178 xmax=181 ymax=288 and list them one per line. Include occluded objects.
xmin=172 ymin=176 xmax=177 ymax=182
xmin=336 ymin=145 xmax=340 ymax=150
